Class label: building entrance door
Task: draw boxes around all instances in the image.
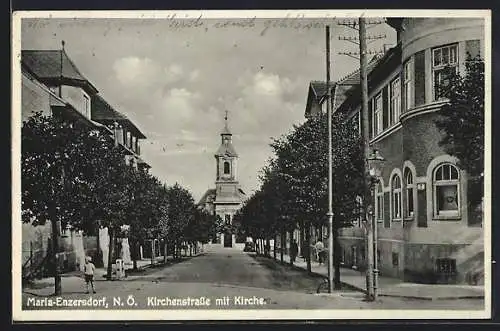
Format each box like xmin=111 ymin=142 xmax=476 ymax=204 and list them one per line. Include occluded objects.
xmin=224 ymin=233 xmax=232 ymax=247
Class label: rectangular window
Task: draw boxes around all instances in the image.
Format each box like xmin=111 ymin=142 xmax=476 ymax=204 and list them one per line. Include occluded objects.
xmin=403 ymin=59 xmax=413 ymax=111
xmin=372 ymin=93 xmax=383 ymax=137
xmin=392 ymin=252 xmax=399 ymax=267
xmin=83 ymin=94 xmax=90 ymax=118
xmin=225 ymin=214 xmax=231 ymax=224
xmin=390 ymin=78 xmax=401 ymax=125
xmin=433 ymin=44 xmax=458 ymax=100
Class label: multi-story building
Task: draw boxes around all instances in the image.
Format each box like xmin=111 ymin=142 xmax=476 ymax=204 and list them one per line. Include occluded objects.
xmin=305 ymin=18 xmax=485 ymax=285
xmin=21 ymin=43 xmax=149 ymax=277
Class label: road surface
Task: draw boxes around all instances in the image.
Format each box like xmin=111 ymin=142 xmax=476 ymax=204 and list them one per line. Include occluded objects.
xmin=22 ymin=245 xmax=484 ymax=310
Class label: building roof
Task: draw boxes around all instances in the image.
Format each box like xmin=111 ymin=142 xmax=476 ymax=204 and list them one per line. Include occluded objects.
xmin=198 ymin=189 xmax=217 ymax=206
xmin=21 ymin=49 xmax=98 ymax=94
xmin=304 ymin=55 xmax=382 ymax=118
xmin=215 ymin=142 xmax=238 ymax=157
xmin=91 ymin=94 xmax=147 ymax=139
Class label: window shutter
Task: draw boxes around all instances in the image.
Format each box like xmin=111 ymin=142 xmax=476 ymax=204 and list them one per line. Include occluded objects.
xmin=368 ymin=99 xmax=373 ymax=138
xmin=382 ymin=86 xmax=389 ymax=129
xmin=414 ymin=50 xmax=426 ymax=106
xmin=465 ymin=40 xmax=481 ymax=61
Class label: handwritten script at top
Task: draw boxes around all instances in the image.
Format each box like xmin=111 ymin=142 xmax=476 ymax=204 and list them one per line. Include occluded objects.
xmin=166 ymin=14 xmax=337 ymax=36
xmin=25 ymin=14 xmax=338 ymax=36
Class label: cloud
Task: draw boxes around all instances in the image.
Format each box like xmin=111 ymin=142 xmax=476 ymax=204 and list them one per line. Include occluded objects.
xmin=163 ymin=64 xmax=185 ymax=84
xmin=158 ymin=88 xmax=199 ymax=122
xmin=113 ymin=56 xmax=158 ymax=88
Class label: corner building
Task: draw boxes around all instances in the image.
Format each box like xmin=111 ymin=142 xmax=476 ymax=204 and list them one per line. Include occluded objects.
xmin=334 ymin=18 xmax=485 ymax=285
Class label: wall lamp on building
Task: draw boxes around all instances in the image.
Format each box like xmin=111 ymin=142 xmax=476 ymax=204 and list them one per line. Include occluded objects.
xmin=368 ymin=149 xmax=385 ymax=185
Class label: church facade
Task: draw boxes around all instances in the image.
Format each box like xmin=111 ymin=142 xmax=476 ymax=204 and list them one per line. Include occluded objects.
xmin=198 ymin=114 xmax=245 ymax=247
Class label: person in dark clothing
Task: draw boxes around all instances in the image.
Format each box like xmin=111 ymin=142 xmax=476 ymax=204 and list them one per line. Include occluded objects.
xmin=290 ymin=239 xmax=299 ymax=264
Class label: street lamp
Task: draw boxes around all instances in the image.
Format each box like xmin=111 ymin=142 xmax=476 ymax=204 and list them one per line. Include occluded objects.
xmin=367 ymin=148 xmax=385 ymax=301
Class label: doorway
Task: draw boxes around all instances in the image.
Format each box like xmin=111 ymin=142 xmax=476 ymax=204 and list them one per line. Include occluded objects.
xmin=224 ymin=233 xmax=232 ymax=248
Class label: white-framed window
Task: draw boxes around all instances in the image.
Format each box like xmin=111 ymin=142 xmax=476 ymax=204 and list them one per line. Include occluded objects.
xmin=391 ymin=174 xmax=402 ymax=220
xmin=433 ymin=163 xmax=460 ymax=217
xmin=404 ymin=168 xmax=415 ymax=218
xmin=83 ymin=94 xmax=90 ymax=118
xmin=375 ymin=182 xmax=384 ymax=222
xmin=432 ymin=44 xmax=458 ymax=100
xmin=403 ymin=59 xmax=413 ymax=111
xmin=390 ymin=77 xmax=401 ymax=125
xmin=372 ymin=93 xmax=383 ymax=137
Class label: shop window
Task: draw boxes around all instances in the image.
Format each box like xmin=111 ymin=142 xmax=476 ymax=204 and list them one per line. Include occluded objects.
xmin=433 ymin=163 xmax=460 ymax=217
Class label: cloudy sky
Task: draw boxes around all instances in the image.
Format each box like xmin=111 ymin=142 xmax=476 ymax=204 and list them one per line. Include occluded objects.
xmin=21 ymin=15 xmax=396 ymax=201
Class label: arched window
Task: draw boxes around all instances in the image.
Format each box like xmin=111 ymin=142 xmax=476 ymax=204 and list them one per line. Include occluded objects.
xmin=375 ymin=182 xmax=384 ymax=224
xmin=224 ymin=161 xmax=230 ymax=174
xmin=391 ymin=174 xmax=402 ymax=220
xmin=433 ymin=163 xmax=460 ymax=217
xmin=404 ymin=168 xmax=415 ymax=218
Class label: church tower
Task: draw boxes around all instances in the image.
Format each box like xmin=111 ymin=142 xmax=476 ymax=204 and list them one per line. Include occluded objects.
xmin=213 ymin=111 xmax=244 ymax=247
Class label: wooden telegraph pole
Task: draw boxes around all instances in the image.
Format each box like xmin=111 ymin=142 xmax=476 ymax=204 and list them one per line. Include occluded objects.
xmin=325 ymin=25 xmax=334 ymax=294
xmin=337 ymin=17 xmax=386 ymax=301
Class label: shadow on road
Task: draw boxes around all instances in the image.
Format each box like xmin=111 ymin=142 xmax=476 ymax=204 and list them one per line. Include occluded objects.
xmin=248 ymin=254 xmax=354 ymax=294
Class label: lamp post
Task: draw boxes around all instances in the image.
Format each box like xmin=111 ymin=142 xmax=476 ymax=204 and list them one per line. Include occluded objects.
xmin=367 ymin=148 xmax=385 ymax=301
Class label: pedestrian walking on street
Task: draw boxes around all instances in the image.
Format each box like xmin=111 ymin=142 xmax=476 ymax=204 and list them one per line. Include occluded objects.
xmin=314 ymin=240 xmax=325 ymax=266
xmin=290 ymin=239 xmax=299 ymax=265
xmin=83 ymin=256 xmax=96 ymax=294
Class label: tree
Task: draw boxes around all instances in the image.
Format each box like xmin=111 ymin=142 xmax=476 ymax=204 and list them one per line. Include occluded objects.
xmin=435 ymin=54 xmax=485 ymax=211
xmin=22 ymin=112 xmax=118 ymax=293
xmin=161 ymin=183 xmax=195 ymax=260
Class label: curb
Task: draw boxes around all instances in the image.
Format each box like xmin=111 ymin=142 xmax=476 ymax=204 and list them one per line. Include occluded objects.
xmin=259 ymin=255 xmax=485 ymax=301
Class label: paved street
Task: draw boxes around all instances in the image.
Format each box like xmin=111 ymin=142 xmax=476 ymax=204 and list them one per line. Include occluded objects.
xmin=22 ymin=245 xmax=484 ymax=310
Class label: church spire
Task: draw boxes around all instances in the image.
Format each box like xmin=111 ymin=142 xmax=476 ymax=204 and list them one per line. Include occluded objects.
xmin=221 ymin=110 xmax=232 ymax=136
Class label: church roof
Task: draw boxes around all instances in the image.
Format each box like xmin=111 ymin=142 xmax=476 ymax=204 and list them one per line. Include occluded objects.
xmin=197 ymin=189 xmax=216 ymax=206
xmin=215 ymin=142 xmax=238 ymax=157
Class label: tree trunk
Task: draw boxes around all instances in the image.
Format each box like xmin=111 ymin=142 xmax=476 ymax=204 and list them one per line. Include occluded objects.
xmin=106 ymin=227 xmax=115 ymax=280
xmin=266 ymin=238 xmax=270 ymax=257
xmin=305 ymin=222 xmax=312 ymax=273
xmin=51 ymin=219 xmax=62 ymax=295
xmin=95 ymin=224 xmax=103 ymax=268
xmin=333 ymin=223 xmax=341 ymax=290
xmin=163 ymin=241 xmax=167 ymax=263
xmin=131 ymin=239 xmax=138 ymax=270
xmin=280 ymin=230 xmax=284 ymax=263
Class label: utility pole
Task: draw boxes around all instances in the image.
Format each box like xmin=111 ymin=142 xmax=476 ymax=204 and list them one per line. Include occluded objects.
xmin=326 ymin=25 xmax=334 ymax=294
xmin=338 ymin=17 xmax=386 ymax=301
xmin=359 ymin=17 xmax=374 ymax=301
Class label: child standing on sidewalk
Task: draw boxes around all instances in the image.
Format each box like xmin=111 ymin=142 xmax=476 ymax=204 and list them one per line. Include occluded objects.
xmin=83 ymin=256 xmax=96 ymax=294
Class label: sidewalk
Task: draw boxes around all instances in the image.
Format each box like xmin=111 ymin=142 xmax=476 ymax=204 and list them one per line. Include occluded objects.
xmin=274 ymin=252 xmax=484 ymax=300
xmin=23 ymin=255 xmax=171 ymax=297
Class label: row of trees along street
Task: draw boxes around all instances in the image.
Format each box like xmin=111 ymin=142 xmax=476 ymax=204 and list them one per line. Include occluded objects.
xmin=22 ymin=112 xmax=218 ymax=294
xmin=233 ymin=110 xmax=364 ymax=288
xmin=233 ymin=54 xmax=485 ymax=288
